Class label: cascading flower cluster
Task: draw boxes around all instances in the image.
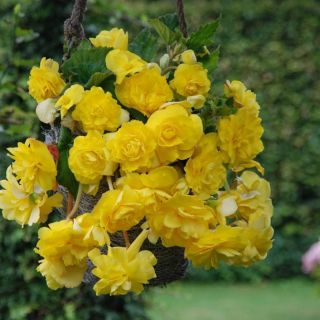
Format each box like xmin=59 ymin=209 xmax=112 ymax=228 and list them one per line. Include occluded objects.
xmin=0 ymin=20 xmax=274 ymax=296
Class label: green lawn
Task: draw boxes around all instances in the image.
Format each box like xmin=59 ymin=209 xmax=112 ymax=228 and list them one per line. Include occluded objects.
xmin=145 ymin=280 xmax=320 ymax=320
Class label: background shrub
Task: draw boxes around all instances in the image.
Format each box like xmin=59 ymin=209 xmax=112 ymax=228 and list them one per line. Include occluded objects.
xmin=0 ymin=0 xmax=319 ymax=318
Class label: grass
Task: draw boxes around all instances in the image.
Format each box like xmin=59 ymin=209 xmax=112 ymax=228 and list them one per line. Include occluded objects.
xmin=145 ymin=279 xmax=320 ymax=320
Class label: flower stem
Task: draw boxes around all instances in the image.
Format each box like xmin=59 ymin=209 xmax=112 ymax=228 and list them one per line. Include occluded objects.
xmin=161 ymin=65 xmax=177 ymax=75
xmin=224 ymin=179 xmax=230 ymax=191
xmin=123 ymin=231 xmax=130 ymax=248
xmin=107 ymin=176 xmax=114 ymax=191
xmin=67 ymin=184 xmax=82 ymax=220
xmin=67 ymin=191 xmax=74 ymax=213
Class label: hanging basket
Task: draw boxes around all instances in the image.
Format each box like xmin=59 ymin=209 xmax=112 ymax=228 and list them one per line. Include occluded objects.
xmin=0 ymin=0 xmax=274 ymax=298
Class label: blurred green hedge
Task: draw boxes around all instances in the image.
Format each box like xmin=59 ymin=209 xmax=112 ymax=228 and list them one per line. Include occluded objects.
xmin=0 ymin=1 xmax=319 ymax=317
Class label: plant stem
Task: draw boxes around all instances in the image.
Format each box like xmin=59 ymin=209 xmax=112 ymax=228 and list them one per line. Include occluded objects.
xmin=63 ymin=0 xmax=87 ymax=59
xmin=161 ymin=65 xmax=177 ymax=75
xmin=67 ymin=191 xmax=74 ymax=213
xmin=67 ymin=184 xmax=82 ymax=220
xmin=224 ymin=179 xmax=230 ymax=191
xmin=123 ymin=231 xmax=130 ymax=248
xmin=107 ymin=176 xmax=114 ymax=190
xmin=176 ymin=0 xmax=188 ymax=37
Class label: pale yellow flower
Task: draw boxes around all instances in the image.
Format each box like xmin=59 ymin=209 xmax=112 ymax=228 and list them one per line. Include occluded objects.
xmin=185 ymin=133 xmax=226 ymax=199
xmin=8 ymin=138 xmax=57 ymax=193
xmin=92 ymin=186 xmax=149 ymax=233
xmin=115 ymin=67 xmax=173 ymax=116
xmin=74 ymin=212 xmax=110 ymax=247
xmin=224 ymin=80 xmax=260 ymax=113
xmin=0 ymin=167 xmax=62 ymax=226
xmin=36 ymin=99 xmax=58 ymax=124
xmin=116 ymin=166 xmax=188 ymax=197
xmin=28 ymin=57 xmax=65 ymax=103
xmin=68 ymin=131 xmax=117 ymax=186
xmin=72 ymin=86 xmax=125 ymax=133
xmin=240 ymin=214 xmax=274 ymax=266
xmin=90 ymin=28 xmax=128 ymax=50
xmin=213 ymin=172 xmax=273 ymax=222
xmin=217 ymin=106 xmax=264 ymax=173
xmin=55 ymin=84 xmax=84 ymax=118
xmin=89 ymin=229 xmax=157 ymax=295
xmin=147 ymin=194 xmax=216 ymax=247
xmin=170 ymin=63 xmax=210 ymax=97
xmin=232 ymin=210 xmax=273 ymax=266
xmin=181 ymin=50 xmax=197 ymax=64
xmin=35 ymin=218 xmax=105 ymax=289
xmin=106 ymin=120 xmax=157 ymax=173
xmin=185 ymin=225 xmax=247 ymax=269
xmin=105 ymin=49 xmax=146 ymax=84
xmin=146 ymin=104 xmax=203 ymax=164
xmin=235 ymin=171 xmax=273 ymax=220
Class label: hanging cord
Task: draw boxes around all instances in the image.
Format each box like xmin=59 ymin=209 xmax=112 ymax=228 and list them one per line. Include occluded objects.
xmin=176 ymin=0 xmax=188 ymax=37
xmin=63 ymin=0 xmax=87 ymax=58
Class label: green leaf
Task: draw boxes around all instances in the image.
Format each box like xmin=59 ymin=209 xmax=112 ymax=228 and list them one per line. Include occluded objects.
xmin=61 ymin=40 xmax=109 ymax=85
xmin=149 ymin=18 xmax=179 ymax=45
xmin=57 ymin=127 xmax=78 ymax=198
xmin=129 ymin=28 xmax=158 ymax=61
xmin=57 ymin=126 xmax=73 ymax=149
xmin=187 ymin=18 xmax=220 ymax=50
xmin=158 ymin=13 xmax=179 ymax=30
xmin=99 ymin=75 xmax=116 ymax=96
xmin=200 ymin=46 xmax=220 ymax=77
xmin=199 ymin=103 xmax=216 ymax=133
xmin=85 ymin=71 xmax=112 ymax=88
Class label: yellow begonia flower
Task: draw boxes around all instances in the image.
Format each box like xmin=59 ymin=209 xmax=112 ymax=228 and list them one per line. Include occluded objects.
xmin=0 ymin=167 xmax=62 ymax=226
xmin=115 ymin=67 xmax=173 ymax=116
xmin=181 ymin=49 xmax=197 ymax=64
xmin=68 ymin=131 xmax=117 ymax=186
xmin=92 ymin=186 xmax=151 ymax=233
xmin=217 ymin=106 xmax=264 ymax=173
xmin=146 ymin=104 xmax=203 ymax=164
xmin=235 ymin=171 xmax=273 ymax=220
xmin=239 ymin=213 xmax=274 ymax=266
xmin=90 ymin=28 xmax=128 ymax=50
xmin=105 ymin=49 xmax=146 ymax=84
xmin=106 ymin=120 xmax=157 ymax=173
xmin=170 ymin=63 xmax=211 ymax=97
xmin=89 ymin=229 xmax=157 ymax=295
xmin=147 ymin=194 xmax=217 ymax=247
xmin=185 ymin=225 xmax=247 ymax=269
xmin=75 ymin=212 xmax=110 ymax=247
xmin=224 ymin=80 xmax=260 ymax=113
xmin=35 ymin=217 xmax=106 ymax=290
xmin=72 ymin=86 xmax=126 ymax=133
xmin=8 ymin=138 xmax=57 ymax=193
xmin=214 ymin=172 xmax=273 ymax=221
xmin=185 ymin=133 xmax=226 ymax=200
xmin=116 ymin=166 xmax=188 ymax=197
xmin=28 ymin=57 xmax=65 ymax=103
xmin=55 ymin=84 xmax=84 ymax=118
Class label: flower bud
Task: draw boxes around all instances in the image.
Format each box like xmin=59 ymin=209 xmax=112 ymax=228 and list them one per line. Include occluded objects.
xmin=159 ymin=53 xmax=170 ymax=69
xmin=218 ymin=196 xmax=238 ymax=217
xmin=187 ymin=95 xmax=206 ymax=109
xmin=181 ymin=50 xmax=197 ymax=64
xmin=36 ymin=99 xmax=58 ymax=124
